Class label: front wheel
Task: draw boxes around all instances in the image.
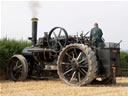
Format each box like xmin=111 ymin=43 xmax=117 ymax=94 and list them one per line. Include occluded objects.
xmin=7 ymin=55 xmax=28 ymax=81
xmin=57 ymin=44 xmax=98 ymax=86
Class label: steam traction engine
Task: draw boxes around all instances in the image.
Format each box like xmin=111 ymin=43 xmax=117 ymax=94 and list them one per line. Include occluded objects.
xmin=7 ymin=18 xmax=120 ymax=86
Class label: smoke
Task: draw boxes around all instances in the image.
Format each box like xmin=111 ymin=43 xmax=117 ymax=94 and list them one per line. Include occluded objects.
xmin=29 ymin=0 xmax=40 ymax=18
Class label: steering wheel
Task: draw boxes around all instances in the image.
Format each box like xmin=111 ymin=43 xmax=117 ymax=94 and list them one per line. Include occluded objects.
xmin=48 ymin=27 xmax=68 ymax=52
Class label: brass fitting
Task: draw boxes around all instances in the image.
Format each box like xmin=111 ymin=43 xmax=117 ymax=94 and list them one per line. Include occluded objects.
xmin=31 ymin=18 xmax=39 ymax=22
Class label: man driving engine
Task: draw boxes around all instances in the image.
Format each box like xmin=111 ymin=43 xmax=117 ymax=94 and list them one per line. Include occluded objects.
xmin=90 ymin=23 xmax=103 ymax=47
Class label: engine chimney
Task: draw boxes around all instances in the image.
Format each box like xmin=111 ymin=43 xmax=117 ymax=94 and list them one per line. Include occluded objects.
xmin=31 ymin=18 xmax=38 ymax=47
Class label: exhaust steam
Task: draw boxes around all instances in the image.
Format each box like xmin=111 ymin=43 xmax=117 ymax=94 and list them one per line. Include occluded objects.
xmin=28 ymin=0 xmax=40 ymax=18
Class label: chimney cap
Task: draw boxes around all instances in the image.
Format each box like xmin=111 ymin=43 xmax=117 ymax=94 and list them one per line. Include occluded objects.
xmin=32 ymin=18 xmax=39 ymax=22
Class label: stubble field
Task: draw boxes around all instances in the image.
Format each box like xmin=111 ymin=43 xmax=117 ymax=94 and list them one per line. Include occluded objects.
xmin=0 ymin=77 xmax=128 ymax=96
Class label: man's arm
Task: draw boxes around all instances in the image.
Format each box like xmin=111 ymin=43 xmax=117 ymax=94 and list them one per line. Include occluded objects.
xmin=99 ymin=29 xmax=103 ymax=38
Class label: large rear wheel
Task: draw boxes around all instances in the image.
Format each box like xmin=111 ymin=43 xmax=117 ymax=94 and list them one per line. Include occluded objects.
xmin=57 ymin=44 xmax=98 ymax=86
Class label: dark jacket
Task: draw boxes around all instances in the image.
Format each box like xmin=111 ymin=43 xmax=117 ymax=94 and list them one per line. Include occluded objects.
xmin=90 ymin=27 xmax=103 ymax=43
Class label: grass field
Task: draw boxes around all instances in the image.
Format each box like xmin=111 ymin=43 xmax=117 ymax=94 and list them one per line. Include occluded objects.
xmin=0 ymin=77 xmax=128 ymax=96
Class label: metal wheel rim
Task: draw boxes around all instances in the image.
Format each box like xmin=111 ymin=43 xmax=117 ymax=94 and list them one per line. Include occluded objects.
xmin=58 ymin=46 xmax=89 ymax=85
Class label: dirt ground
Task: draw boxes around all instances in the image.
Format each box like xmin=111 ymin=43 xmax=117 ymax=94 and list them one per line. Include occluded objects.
xmin=0 ymin=77 xmax=128 ymax=96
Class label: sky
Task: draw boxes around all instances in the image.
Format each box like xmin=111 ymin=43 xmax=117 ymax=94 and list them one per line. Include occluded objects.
xmin=1 ymin=1 xmax=128 ymax=50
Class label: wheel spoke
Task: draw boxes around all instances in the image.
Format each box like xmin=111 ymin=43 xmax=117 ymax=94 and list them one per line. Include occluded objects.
xmin=19 ymin=67 xmax=22 ymax=71
xmin=71 ymin=52 xmax=75 ymax=59
xmin=17 ymin=65 xmax=22 ymax=69
xmin=77 ymin=52 xmax=82 ymax=61
xmin=58 ymin=28 xmax=62 ymax=37
xmin=73 ymin=48 xmax=77 ymax=57
xmin=15 ymin=66 xmax=22 ymax=72
xmin=58 ymin=41 xmax=63 ymax=48
xmin=63 ymin=68 xmax=73 ymax=75
xmin=13 ymin=61 xmax=22 ymax=70
xmin=16 ymin=61 xmax=18 ymax=67
xmin=11 ymin=59 xmax=23 ymax=79
xmin=52 ymin=39 xmax=57 ymax=43
xmin=62 ymin=62 xmax=71 ymax=65
xmin=70 ymin=71 xmax=76 ymax=82
xmin=78 ymin=57 xmax=88 ymax=64
xmin=11 ymin=59 xmax=16 ymax=64
xmin=14 ymin=71 xmax=19 ymax=77
xmin=14 ymin=69 xmax=21 ymax=78
xmin=53 ymin=32 xmax=58 ymax=40
xmin=15 ymin=73 xmax=21 ymax=79
xmin=13 ymin=62 xmax=17 ymax=71
xmin=78 ymin=58 xmax=85 ymax=64
xmin=65 ymin=53 xmax=73 ymax=61
xmin=78 ymin=69 xmax=86 ymax=76
xmin=79 ymin=64 xmax=88 ymax=68
xmin=81 ymin=68 xmax=87 ymax=74
xmin=78 ymin=71 xmax=81 ymax=81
